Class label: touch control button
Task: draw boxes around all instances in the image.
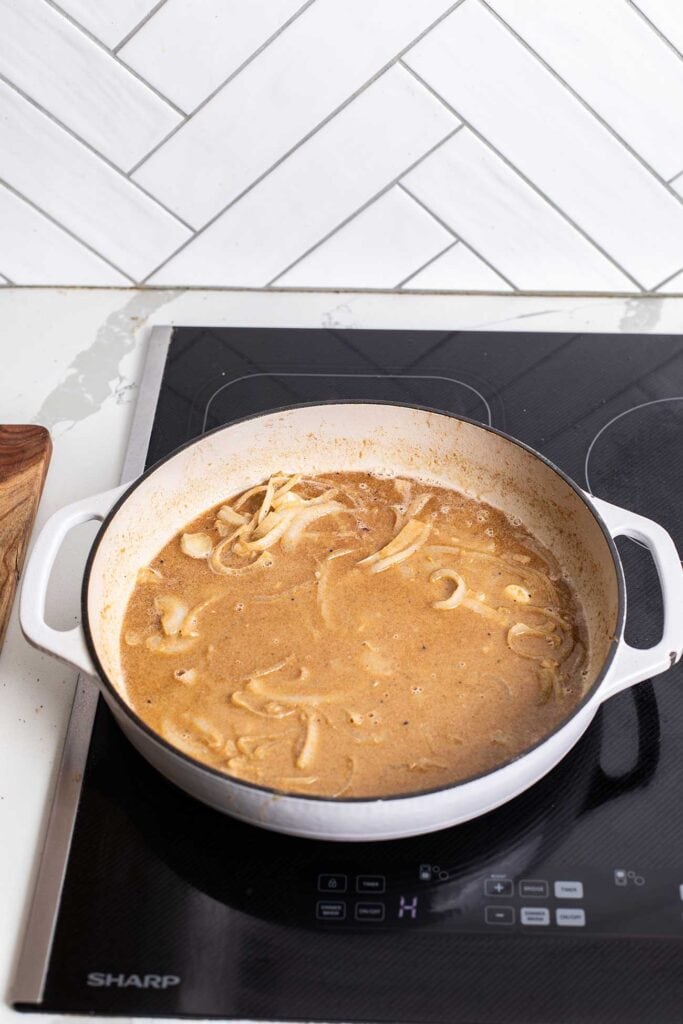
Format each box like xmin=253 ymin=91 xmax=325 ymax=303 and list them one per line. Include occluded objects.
xmin=554 ymin=880 xmax=584 ymax=899
xmin=316 ymin=900 xmax=346 ymax=920
xmin=556 ymin=908 xmax=586 ymax=927
xmin=318 ymin=874 xmax=347 ymax=893
xmin=485 ymin=906 xmax=515 ymax=925
xmin=355 ymin=902 xmax=385 ymax=921
xmin=356 ymin=875 xmax=386 ymax=894
xmin=485 ymin=878 xmax=513 ymax=897
xmin=521 ymin=907 xmax=550 ymax=926
xmin=520 ymin=880 xmax=549 ymax=898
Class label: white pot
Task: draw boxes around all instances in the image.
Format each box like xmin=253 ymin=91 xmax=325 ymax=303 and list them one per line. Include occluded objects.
xmin=20 ymin=404 xmax=683 ymax=841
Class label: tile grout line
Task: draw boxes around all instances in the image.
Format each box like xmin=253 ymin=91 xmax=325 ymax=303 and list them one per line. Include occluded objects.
xmin=269 ymin=159 xmax=460 ymax=288
xmin=126 ymin=0 xmax=317 ymax=172
xmin=652 ymin=265 xmax=683 ymax=291
xmin=137 ymin=0 xmax=469 ymax=281
xmin=399 ymin=59 xmax=646 ymax=292
xmin=41 ymin=0 xmax=187 ymax=117
xmin=0 ymin=176 xmax=137 ymax=284
xmin=627 ymin=1 xmax=683 ymax=67
xmin=398 ymin=180 xmax=518 ymax=291
xmin=112 ymin=0 xmax=171 ymax=52
xmin=668 ymin=170 xmax=683 ymax=186
xmin=265 ymin=126 xmax=464 ymax=287
xmin=0 ymin=270 xmax=15 ymax=284
xmin=129 ymin=0 xmax=466 ymax=179
xmin=0 ymin=72 xmax=195 ymax=232
xmin=479 ymin=0 xmax=683 ymax=220
xmin=395 ymin=238 xmax=459 ymax=289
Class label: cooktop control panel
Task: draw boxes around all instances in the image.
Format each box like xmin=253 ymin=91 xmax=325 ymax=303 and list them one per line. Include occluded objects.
xmin=312 ymin=865 xmax=683 ymax=937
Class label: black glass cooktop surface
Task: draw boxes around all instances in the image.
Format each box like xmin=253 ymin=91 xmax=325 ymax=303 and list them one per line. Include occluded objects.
xmin=19 ymin=327 xmax=683 ymax=1023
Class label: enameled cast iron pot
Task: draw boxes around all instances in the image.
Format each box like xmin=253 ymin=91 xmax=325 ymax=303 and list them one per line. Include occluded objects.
xmin=20 ymin=404 xmax=683 ymax=841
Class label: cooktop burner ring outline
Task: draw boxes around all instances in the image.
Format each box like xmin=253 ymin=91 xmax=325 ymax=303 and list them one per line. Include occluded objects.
xmin=584 ymin=396 xmax=683 ymax=551
xmin=584 ymin=396 xmax=683 ymax=496
xmin=201 ymin=372 xmax=493 ymax=432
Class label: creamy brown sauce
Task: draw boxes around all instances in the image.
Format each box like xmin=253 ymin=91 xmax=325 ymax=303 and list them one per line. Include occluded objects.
xmin=121 ymin=472 xmax=588 ymax=797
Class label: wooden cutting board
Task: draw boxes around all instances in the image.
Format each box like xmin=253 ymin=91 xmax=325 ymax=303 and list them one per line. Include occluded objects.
xmin=0 ymin=425 xmax=52 ymax=654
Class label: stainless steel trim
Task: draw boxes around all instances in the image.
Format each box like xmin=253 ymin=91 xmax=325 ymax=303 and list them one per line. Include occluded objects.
xmin=10 ymin=324 xmax=173 ymax=1006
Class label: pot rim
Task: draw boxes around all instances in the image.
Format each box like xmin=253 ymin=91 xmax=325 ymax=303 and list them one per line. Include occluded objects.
xmin=81 ymin=400 xmax=625 ymax=805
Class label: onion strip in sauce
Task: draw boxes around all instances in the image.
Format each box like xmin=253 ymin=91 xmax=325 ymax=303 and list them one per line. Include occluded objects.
xmin=154 ymin=595 xmax=188 ymax=636
xmin=296 ymin=709 xmax=320 ymax=769
xmin=430 ymin=568 xmax=467 ymax=610
xmin=209 ymin=543 xmax=273 ymax=575
xmin=245 ymin=509 xmax=298 ymax=552
xmin=231 ymin=691 xmax=296 ymax=718
xmin=280 ymin=501 xmax=346 ymax=553
xmin=217 ymin=505 xmax=248 ymax=526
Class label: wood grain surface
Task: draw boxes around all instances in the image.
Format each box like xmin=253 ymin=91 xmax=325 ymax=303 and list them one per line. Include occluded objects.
xmin=0 ymin=425 xmax=52 ymax=654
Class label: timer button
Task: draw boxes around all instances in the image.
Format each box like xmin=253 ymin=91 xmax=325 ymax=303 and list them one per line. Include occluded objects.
xmin=554 ymin=880 xmax=583 ymax=899
xmin=356 ymin=875 xmax=386 ymax=894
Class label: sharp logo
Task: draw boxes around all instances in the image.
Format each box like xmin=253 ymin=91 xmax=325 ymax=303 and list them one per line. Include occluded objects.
xmin=87 ymin=973 xmax=181 ymax=989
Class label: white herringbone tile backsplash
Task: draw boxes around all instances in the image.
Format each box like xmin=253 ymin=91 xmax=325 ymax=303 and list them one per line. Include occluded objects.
xmin=2 ymin=0 xmax=683 ymax=292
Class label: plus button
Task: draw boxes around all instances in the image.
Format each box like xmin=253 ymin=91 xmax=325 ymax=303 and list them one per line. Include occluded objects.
xmin=485 ymin=878 xmax=513 ymax=897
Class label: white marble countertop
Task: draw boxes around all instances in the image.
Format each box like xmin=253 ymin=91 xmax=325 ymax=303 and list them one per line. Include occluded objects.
xmin=1 ymin=286 xmax=683 ymax=1024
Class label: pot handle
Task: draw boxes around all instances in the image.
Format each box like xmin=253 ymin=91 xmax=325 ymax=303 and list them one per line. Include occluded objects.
xmin=589 ymin=493 xmax=683 ymax=701
xmin=20 ymin=483 xmax=129 ymax=677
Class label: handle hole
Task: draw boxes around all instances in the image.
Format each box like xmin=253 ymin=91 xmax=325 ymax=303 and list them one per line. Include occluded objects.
xmin=45 ymin=520 xmax=101 ymax=631
xmin=616 ymin=536 xmax=664 ymax=649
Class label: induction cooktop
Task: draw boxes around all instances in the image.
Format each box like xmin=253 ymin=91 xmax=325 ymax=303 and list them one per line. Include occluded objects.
xmin=13 ymin=325 xmax=683 ymax=1024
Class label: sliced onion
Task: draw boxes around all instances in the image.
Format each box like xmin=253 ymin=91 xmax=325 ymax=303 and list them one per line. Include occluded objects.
xmin=209 ymin=543 xmax=273 ymax=575
xmin=244 ymin=657 xmax=291 ymax=679
xmin=154 ymin=595 xmax=188 ymax=636
xmin=160 ymin=719 xmax=207 ymax=759
xmin=233 ymin=484 xmax=268 ymax=510
xmin=179 ymin=596 xmax=220 ymax=637
xmin=173 ymin=668 xmax=197 ymax=685
xmin=137 ymin=565 xmax=162 ymax=584
xmin=231 ymin=691 xmax=296 ymax=718
xmin=145 ymin=634 xmax=196 ymax=655
xmin=186 ymin=715 xmax=224 ymax=751
xmin=217 ymin=505 xmax=248 ymax=526
xmin=507 ymin=622 xmax=559 ymax=660
xmin=430 ymin=568 xmax=467 ymax=610
xmin=304 ymin=487 xmax=339 ymax=506
xmin=246 ymin=509 xmax=298 ymax=551
xmin=408 ymin=757 xmax=448 ymax=771
xmin=503 ymin=583 xmax=531 ymax=604
xmin=272 ymin=490 xmax=305 ymax=510
xmin=280 ymin=501 xmax=345 ymax=553
xmin=257 ymin=476 xmax=277 ymax=525
xmin=180 ymin=532 xmax=213 ymax=559
xmin=371 ymin=523 xmax=431 ymax=574
xmin=272 ymin=473 xmax=303 ymax=502
xmin=359 ymin=518 xmax=428 ymax=567
xmin=461 ymin=596 xmax=511 ymax=626
xmin=296 ymin=709 xmax=320 ymax=769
